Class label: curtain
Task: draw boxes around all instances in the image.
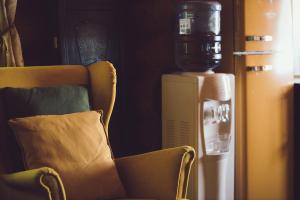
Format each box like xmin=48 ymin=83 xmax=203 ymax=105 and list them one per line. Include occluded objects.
xmin=0 ymin=0 xmax=23 ymax=67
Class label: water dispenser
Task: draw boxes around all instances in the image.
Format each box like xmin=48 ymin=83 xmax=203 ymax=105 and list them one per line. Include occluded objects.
xmin=162 ymin=1 xmax=235 ymax=199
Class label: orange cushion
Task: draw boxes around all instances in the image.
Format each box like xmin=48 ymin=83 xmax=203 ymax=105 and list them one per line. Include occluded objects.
xmin=8 ymin=111 xmax=126 ymax=200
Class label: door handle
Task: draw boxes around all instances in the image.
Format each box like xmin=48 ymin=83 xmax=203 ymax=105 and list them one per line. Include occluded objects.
xmin=246 ymin=65 xmax=273 ymax=72
xmin=53 ymin=37 xmax=58 ymax=49
xmin=246 ymin=35 xmax=273 ymax=42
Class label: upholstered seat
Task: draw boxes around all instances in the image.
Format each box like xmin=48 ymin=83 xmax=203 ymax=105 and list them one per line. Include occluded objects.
xmin=0 ymin=61 xmax=195 ymax=200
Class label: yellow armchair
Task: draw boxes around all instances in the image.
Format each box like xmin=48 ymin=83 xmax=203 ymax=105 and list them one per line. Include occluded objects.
xmin=0 ymin=62 xmax=195 ymax=200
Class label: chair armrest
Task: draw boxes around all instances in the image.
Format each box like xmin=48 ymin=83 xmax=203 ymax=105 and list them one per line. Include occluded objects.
xmin=115 ymin=146 xmax=195 ymax=200
xmin=0 ymin=167 xmax=66 ymax=200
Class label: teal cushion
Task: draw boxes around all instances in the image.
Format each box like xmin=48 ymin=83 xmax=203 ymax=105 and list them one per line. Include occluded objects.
xmin=3 ymin=85 xmax=90 ymax=119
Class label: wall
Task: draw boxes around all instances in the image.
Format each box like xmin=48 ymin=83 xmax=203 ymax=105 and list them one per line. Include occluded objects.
xmin=119 ymin=0 xmax=176 ymax=155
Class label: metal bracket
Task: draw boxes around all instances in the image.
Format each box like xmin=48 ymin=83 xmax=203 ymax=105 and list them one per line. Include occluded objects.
xmin=246 ymin=35 xmax=273 ymax=42
xmin=246 ymin=65 xmax=273 ymax=72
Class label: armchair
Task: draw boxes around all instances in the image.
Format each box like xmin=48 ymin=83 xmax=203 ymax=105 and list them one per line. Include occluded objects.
xmin=0 ymin=61 xmax=195 ymax=200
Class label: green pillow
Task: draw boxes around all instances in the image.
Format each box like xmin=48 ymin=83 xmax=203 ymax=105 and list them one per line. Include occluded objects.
xmin=3 ymin=85 xmax=90 ymax=119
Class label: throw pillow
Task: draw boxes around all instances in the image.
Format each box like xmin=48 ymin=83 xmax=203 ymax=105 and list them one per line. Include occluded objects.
xmin=3 ymin=85 xmax=90 ymax=119
xmin=8 ymin=111 xmax=126 ymax=200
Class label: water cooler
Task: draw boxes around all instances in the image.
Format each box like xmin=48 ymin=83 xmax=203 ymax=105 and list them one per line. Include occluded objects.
xmin=162 ymin=1 xmax=235 ymax=200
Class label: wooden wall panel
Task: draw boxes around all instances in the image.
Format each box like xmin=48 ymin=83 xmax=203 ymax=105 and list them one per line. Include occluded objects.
xmin=119 ymin=0 xmax=176 ymax=155
xmin=67 ymin=0 xmax=114 ymax=11
xmin=294 ymin=84 xmax=300 ymax=199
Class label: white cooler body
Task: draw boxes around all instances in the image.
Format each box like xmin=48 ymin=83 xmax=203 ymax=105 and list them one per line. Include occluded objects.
xmin=162 ymin=72 xmax=235 ymax=200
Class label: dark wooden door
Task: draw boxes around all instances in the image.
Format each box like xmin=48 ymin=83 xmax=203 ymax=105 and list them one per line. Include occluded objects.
xmin=16 ymin=0 xmax=60 ymax=66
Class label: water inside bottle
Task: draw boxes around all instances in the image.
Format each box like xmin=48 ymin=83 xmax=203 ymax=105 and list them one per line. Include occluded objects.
xmin=175 ymin=1 xmax=222 ymax=71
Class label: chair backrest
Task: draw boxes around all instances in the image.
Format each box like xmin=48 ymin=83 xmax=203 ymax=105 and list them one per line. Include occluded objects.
xmin=0 ymin=61 xmax=116 ymax=173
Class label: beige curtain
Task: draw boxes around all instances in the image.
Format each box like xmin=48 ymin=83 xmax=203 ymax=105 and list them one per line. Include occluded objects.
xmin=0 ymin=0 xmax=23 ymax=67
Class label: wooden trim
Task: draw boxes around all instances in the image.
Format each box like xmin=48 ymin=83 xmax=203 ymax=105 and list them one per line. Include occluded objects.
xmin=233 ymin=0 xmax=247 ymax=199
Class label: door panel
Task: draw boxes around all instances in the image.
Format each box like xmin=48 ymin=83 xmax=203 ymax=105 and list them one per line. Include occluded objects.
xmin=245 ymin=59 xmax=293 ymax=200
xmin=244 ymin=0 xmax=279 ymax=51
